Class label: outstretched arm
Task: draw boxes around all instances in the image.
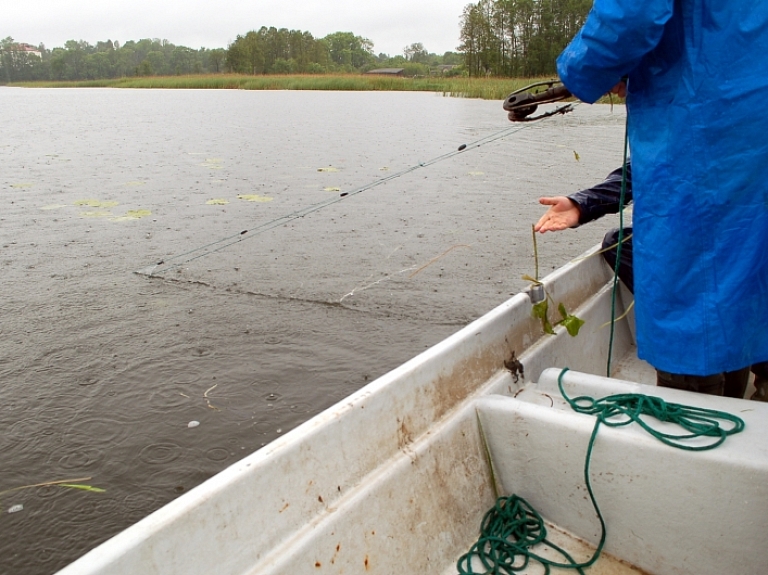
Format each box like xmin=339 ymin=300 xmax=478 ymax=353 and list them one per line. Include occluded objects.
xmin=568 ymin=163 xmax=632 ymax=224
xmin=535 ymin=162 xmax=632 ymax=233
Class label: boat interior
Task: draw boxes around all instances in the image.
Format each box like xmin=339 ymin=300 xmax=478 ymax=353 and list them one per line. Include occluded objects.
xmin=58 ymin=246 xmax=768 ymax=575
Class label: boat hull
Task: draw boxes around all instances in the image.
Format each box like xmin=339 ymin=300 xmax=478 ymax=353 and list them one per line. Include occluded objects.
xmin=57 ymin=246 xmax=767 ymax=575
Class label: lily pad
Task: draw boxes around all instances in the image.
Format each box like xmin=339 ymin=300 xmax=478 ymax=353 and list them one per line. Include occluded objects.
xmin=10 ymin=183 xmax=33 ymax=189
xmin=80 ymin=210 xmax=113 ymax=218
xmin=237 ymin=195 xmax=273 ymax=203
xmin=206 ymin=199 xmax=229 ymax=205
xmin=126 ymin=209 xmax=151 ymax=218
xmin=111 ymin=209 xmax=152 ymax=222
xmin=323 ymin=187 xmax=341 ymax=192
xmin=201 ymin=159 xmax=224 ymax=170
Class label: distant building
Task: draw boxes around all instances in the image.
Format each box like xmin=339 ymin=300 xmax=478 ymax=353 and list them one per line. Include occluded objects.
xmin=366 ymin=68 xmax=405 ymax=76
xmin=13 ymin=43 xmax=42 ymax=59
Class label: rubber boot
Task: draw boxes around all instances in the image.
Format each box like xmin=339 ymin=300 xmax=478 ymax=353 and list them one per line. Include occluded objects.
xmin=723 ymin=367 xmax=751 ymax=399
xmin=656 ymin=370 xmax=724 ymax=396
xmin=751 ymin=362 xmax=768 ymax=402
xmin=752 ymin=378 xmax=768 ymax=401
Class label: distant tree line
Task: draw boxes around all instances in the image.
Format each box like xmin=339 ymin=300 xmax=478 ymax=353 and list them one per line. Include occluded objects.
xmin=0 ymin=36 xmax=224 ymax=82
xmin=3 ymin=3 xmax=590 ymax=84
xmin=0 ymin=31 xmax=462 ymax=84
xmin=458 ymin=0 xmax=592 ymax=77
xmin=2 ymin=4 xmax=594 ymax=84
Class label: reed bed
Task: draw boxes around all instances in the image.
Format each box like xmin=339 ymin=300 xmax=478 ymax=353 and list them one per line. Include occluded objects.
xmin=14 ymin=74 xmax=544 ymax=101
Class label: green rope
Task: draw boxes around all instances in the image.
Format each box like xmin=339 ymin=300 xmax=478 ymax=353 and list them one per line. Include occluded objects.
xmin=606 ymin=111 xmax=631 ymax=377
xmin=456 ymin=494 xmax=589 ymax=575
xmin=558 ymin=368 xmax=745 ymax=450
xmin=457 ymin=368 xmax=745 ymax=574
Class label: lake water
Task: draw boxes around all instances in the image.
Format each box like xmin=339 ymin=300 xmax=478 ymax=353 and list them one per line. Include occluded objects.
xmin=0 ymin=87 xmax=626 ymax=574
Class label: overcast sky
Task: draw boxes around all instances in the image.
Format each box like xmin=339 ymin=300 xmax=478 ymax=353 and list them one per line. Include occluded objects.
xmin=4 ymin=0 xmax=471 ymax=56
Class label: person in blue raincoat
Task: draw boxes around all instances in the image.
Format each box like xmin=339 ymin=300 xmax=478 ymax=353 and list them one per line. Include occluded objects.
xmin=556 ymin=0 xmax=768 ymax=385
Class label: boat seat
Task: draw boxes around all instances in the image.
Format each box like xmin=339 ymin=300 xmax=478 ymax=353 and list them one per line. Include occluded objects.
xmin=474 ymin=367 xmax=768 ymax=575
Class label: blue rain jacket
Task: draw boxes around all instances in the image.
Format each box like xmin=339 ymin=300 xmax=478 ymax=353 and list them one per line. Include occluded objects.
xmin=557 ymin=0 xmax=768 ymax=375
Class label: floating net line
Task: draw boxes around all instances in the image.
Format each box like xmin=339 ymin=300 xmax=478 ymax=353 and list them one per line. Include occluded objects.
xmin=135 ymin=103 xmax=580 ymax=278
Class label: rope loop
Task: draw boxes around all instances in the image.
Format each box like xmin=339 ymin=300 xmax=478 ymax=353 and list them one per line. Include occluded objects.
xmin=559 ymin=369 xmax=745 ymax=451
xmin=458 ymin=368 xmax=746 ymax=574
xmin=457 ymin=494 xmax=588 ymax=575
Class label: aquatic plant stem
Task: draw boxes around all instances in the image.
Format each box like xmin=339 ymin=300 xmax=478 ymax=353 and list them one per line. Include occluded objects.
xmin=532 ymin=224 xmax=540 ymax=282
xmin=0 ymin=477 xmax=94 ymax=497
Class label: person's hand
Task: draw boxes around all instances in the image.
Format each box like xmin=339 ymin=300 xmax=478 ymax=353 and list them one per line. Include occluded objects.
xmin=610 ymin=80 xmax=627 ymax=98
xmin=534 ymin=197 xmax=581 ymax=233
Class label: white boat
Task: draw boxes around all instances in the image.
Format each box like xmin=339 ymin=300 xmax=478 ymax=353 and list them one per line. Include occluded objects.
xmin=57 ymin=245 xmax=768 ymax=575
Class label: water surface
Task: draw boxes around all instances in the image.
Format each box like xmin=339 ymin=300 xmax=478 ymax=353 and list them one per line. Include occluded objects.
xmin=0 ymin=88 xmax=626 ymax=574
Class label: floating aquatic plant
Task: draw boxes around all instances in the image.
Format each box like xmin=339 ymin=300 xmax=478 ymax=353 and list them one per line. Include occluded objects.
xmin=80 ymin=210 xmax=113 ymax=218
xmin=200 ymin=159 xmax=223 ymax=170
xmin=111 ymin=209 xmax=152 ymax=221
xmin=0 ymin=476 xmax=105 ymax=513
xmin=237 ymin=195 xmax=273 ymax=202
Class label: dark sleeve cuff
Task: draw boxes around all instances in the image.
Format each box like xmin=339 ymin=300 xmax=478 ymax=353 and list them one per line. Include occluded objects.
xmin=568 ymin=164 xmax=632 ymax=225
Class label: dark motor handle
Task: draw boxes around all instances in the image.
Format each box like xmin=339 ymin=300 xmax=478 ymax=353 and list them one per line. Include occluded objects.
xmin=503 ymin=84 xmax=572 ymax=120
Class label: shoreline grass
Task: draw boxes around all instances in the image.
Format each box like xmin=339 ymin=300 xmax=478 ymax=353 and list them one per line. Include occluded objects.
xmin=9 ymin=74 xmax=550 ymax=101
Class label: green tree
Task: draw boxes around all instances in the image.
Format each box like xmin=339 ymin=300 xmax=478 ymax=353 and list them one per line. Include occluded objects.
xmin=61 ymin=40 xmax=89 ymax=79
xmin=114 ymin=46 xmax=135 ymax=77
xmin=137 ymin=59 xmax=153 ymax=76
xmin=171 ymin=46 xmax=195 ymax=74
xmin=227 ymin=27 xmax=336 ymax=74
xmin=322 ymin=32 xmax=374 ymax=69
xmin=403 ymin=42 xmax=428 ymax=63
xmin=271 ymin=58 xmax=295 ymax=74
xmin=208 ymin=48 xmax=226 ymax=72
xmin=145 ymin=51 xmax=166 ymax=75
xmin=459 ymin=0 xmax=591 ymax=77
xmin=89 ymin=51 xmax=115 ymax=78
xmin=227 ymin=30 xmax=266 ymax=74
xmin=0 ymin=37 xmax=16 ymax=83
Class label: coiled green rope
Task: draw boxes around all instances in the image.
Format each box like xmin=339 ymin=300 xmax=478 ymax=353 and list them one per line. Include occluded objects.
xmin=457 ymin=368 xmax=745 ymax=574
xmin=456 ymin=494 xmax=588 ymax=574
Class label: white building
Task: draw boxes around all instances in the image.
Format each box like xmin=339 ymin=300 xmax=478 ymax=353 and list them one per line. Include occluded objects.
xmin=14 ymin=43 xmax=42 ymax=59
